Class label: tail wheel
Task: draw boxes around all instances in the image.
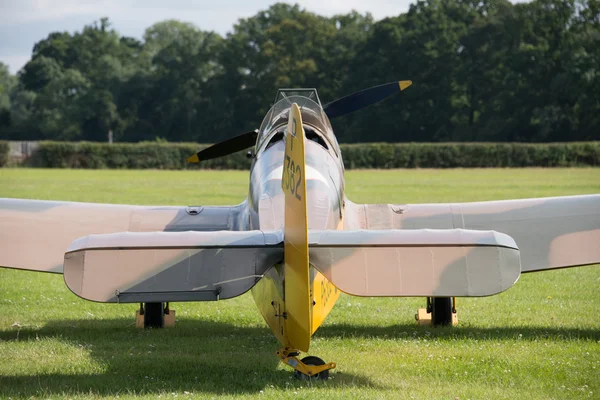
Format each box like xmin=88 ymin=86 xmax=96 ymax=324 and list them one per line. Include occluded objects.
xmin=293 ymin=356 xmax=329 ymax=380
xmin=143 ymin=302 xmax=165 ymax=328
xmin=431 ymin=297 xmax=453 ymax=326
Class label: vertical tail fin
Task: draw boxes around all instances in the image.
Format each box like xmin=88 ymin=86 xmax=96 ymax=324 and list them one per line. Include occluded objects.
xmin=282 ymin=103 xmax=311 ymax=352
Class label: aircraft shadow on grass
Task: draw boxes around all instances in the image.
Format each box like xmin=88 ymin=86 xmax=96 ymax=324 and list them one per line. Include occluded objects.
xmin=1 ymin=317 xmax=599 ymax=397
xmin=0 ymin=317 xmax=379 ymax=397
xmin=316 ymin=322 xmax=600 ymax=341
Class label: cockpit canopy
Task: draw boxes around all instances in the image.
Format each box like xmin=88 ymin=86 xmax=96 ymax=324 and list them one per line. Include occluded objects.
xmin=257 ymin=89 xmax=339 ymax=154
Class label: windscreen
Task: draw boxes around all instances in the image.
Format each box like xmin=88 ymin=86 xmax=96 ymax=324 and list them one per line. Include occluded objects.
xmin=256 ymin=90 xmax=338 ymax=152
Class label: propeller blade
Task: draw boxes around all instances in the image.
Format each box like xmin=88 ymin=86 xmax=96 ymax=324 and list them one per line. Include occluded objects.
xmin=324 ymin=80 xmax=412 ymax=119
xmin=187 ymin=130 xmax=259 ymax=163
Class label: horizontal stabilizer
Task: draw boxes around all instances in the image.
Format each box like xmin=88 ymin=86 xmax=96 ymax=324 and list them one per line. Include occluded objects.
xmin=308 ymin=229 xmax=521 ymax=297
xmin=64 ymin=231 xmax=283 ymax=303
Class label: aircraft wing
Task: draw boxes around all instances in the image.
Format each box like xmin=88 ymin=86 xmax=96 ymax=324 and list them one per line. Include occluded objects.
xmin=0 ymin=198 xmax=248 ymax=274
xmin=344 ymin=195 xmax=600 ymax=272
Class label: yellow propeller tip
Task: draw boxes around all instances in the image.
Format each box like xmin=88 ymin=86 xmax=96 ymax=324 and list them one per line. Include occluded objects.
xmin=399 ymin=80 xmax=412 ymax=91
xmin=187 ymin=154 xmax=200 ymax=163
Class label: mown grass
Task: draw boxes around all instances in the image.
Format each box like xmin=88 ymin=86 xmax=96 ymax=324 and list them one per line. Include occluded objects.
xmin=0 ymin=168 xmax=599 ymax=400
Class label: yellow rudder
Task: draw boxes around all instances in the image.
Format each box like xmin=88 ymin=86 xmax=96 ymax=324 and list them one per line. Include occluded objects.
xmin=311 ymin=270 xmax=340 ymax=334
xmin=281 ymin=103 xmax=311 ymax=352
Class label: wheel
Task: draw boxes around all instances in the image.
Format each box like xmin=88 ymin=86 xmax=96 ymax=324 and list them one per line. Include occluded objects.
xmin=431 ymin=297 xmax=453 ymax=326
xmin=143 ymin=302 xmax=165 ymax=328
xmin=293 ymin=356 xmax=329 ymax=380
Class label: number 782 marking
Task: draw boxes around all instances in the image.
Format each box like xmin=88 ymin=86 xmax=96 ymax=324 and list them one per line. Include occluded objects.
xmin=283 ymin=154 xmax=302 ymax=201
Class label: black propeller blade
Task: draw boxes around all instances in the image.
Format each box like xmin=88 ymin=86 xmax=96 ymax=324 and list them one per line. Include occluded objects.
xmin=188 ymin=80 xmax=412 ymax=162
xmin=187 ymin=130 xmax=258 ymax=163
xmin=323 ymin=80 xmax=412 ymax=119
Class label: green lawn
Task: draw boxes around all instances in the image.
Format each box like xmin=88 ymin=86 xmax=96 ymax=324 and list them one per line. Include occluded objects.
xmin=1 ymin=168 xmax=599 ymax=399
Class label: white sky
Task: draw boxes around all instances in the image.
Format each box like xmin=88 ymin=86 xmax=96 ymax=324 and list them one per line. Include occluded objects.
xmin=0 ymin=0 xmax=414 ymax=74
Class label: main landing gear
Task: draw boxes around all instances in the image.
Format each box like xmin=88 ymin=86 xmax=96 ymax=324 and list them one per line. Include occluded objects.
xmin=277 ymin=348 xmax=336 ymax=380
xmin=415 ymin=297 xmax=458 ymax=327
xmin=136 ymin=302 xmax=176 ymax=328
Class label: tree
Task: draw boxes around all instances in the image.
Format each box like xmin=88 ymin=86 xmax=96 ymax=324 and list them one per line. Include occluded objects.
xmin=0 ymin=62 xmax=17 ymax=134
xmin=217 ymin=4 xmax=343 ymax=134
xmin=8 ymin=1 xmax=600 ymax=143
xmin=18 ymin=18 xmax=147 ymax=141
xmin=33 ymin=68 xmax=90 ymax=140
xmin=121 ymin=20 xmax=224 ymax=142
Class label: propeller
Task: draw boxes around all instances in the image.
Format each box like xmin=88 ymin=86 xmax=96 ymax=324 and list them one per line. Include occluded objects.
xmin=323 ymin=80 xmax=412 ymax=119
xmin=187 ymin=80 xmax=412 ymax=163
xmin=187 ymin=130 xmax=258 ymax=163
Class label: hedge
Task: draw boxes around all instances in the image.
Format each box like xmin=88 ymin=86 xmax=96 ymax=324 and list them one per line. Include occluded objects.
xmin=341 ymin=142 xmax=600 ymax=168
xmin=0 ymin=141 xmax=8 ymax=167
xmin=5 ymin=141 xmax=599 ymax=169
xmin=27 ymin=142 xmax=251 ymax=170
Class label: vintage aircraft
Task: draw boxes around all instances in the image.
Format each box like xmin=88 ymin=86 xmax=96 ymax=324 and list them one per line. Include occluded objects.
xmin=1 ymin=82 xmax=599 ymax=379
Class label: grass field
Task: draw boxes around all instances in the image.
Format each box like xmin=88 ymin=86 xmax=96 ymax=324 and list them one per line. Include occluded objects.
xmin=1 ymin=168 xmax=599 ymax=400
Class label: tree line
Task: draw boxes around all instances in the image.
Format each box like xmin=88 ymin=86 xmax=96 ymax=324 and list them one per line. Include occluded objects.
xmin=0 ymin=0 xmax=598 ymax=144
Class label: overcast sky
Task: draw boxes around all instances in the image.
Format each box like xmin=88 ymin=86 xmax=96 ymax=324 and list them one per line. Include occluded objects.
xmin=0 ymin=0 xmax=419 ymax=74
